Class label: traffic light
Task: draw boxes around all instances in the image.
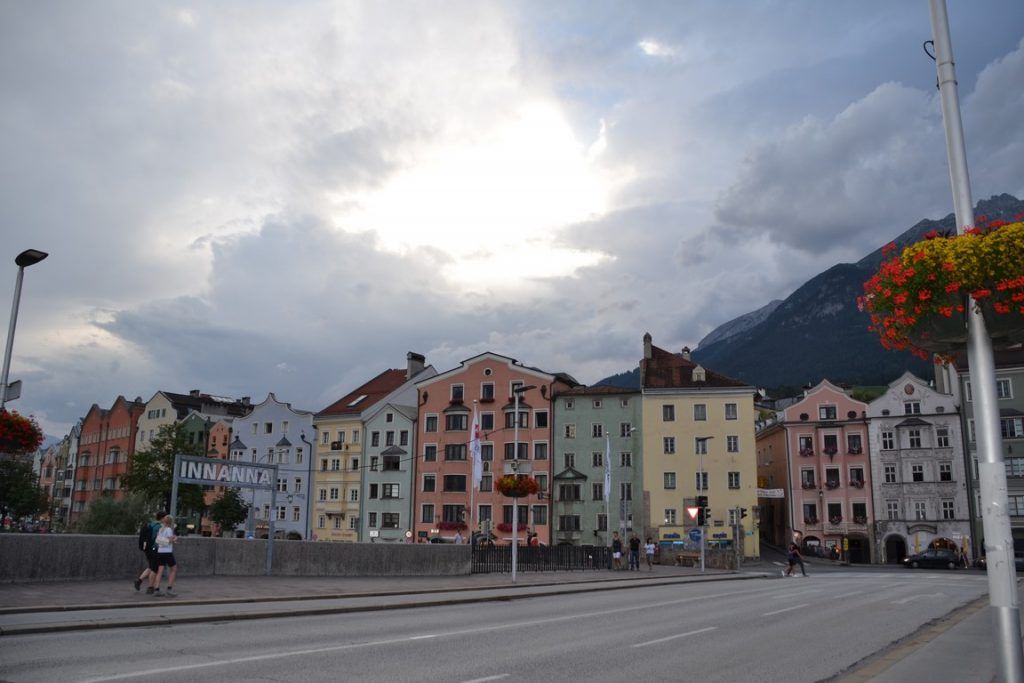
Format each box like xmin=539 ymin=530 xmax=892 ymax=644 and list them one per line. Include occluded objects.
xmin=740 ymin=507 xmax=748 ymax=519
xmin=695 ymin=496 xmax=709 ymax=526
xmin=696 ymin=495 xmax=708 ymax=508
xmin=696 ymin=508 xmax=706 ymax=526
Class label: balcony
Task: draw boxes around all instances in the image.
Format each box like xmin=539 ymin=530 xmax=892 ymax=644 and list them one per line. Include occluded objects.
xmin=828 ymin=515 xmax=843 ymax=525
xmin=803 ymin=517 xmax=821 ymax=526
xmin=847 ymin=447 xmax=863 ymax=455
xmin=799 ymin=448 xmax=815 ymax=457
xmin=823 ymin=446 xmax=838 ymax=457
xmin=330 ymin=441 xmax=346 ymax=451
xmin=852 ymin=515 xmax=868 ymax=525
xmin=849 ymin=480 xmax=866 ymax=489
xmin=801 ymin=482 xmax=817 ymax=490
xmin=825 ymin=480 xmax=841 ymax=490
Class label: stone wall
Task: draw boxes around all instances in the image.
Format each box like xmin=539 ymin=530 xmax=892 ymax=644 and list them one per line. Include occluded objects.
xmin=0 ymin=534 xmax=471 ymax=583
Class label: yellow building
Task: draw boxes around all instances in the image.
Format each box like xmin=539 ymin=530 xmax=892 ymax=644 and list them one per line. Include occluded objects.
xmin=640 ymin=334 xmax=760 ymax=559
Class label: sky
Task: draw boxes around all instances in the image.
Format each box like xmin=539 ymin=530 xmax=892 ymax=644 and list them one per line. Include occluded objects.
xmin=2 ymin=1 xmax=1023 ymax=437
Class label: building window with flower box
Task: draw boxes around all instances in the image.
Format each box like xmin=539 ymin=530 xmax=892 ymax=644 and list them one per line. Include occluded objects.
xmin=801 ymin=470 xmax=816 ymax=490
xmin=827 ymin=503 xmax=842 ymax=524
xmin=847 ymin=434 xmax=863 ymax=454
xmin=802 ymin=503 xmax=818 ymax=525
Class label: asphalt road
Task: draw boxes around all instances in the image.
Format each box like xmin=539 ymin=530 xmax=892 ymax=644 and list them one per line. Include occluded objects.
xmin=0 ymin=570 xmax=992 ymax=683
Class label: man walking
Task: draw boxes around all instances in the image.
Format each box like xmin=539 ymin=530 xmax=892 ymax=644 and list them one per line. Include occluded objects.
xmin=629 ymin=534 xmax=641 ymax=570
xmin=134 ymin=511 xmax=165 ymax=593
xmin=789 ymin=543 xmax=808 ymax=577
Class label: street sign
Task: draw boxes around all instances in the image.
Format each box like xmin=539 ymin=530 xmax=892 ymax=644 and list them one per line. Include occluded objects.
xmin=688 ymin=528 xmax=703 ymax=542
xmin=2 ymin=380 xmax=21 ymax=402
xmin=756 ymin=488 xmax=785 ymax=499
xmin=686 ymin=506 xmax=700 ymax=520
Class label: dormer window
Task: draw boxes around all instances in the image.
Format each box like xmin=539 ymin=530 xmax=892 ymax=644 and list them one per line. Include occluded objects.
xmin=692 ymin=365 xmax=706 ymax=382
xmin=819 ymin=406 xmax=837 ymax=420
xmin=451 ymin=384 xmax=464 ymax=402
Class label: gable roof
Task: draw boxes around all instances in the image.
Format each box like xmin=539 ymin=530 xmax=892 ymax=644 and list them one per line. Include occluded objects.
xmin=641 ymin=343 xmax=749 ymax=390
xmin=316 ymin=369 xmax=409 ymax=418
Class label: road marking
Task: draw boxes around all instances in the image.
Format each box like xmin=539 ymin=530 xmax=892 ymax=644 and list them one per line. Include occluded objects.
xmin=79 ymin=586 xmax=770 ymax=681
xmin=763 ymin=603 xmax=809 ymax=616
xmin=892 ymin=592 xmax=946 ymax=605
xmin=461 ymin=676 xmax=510 ymax=683
xmin=632 ymin=626 xmax=717 ymax=648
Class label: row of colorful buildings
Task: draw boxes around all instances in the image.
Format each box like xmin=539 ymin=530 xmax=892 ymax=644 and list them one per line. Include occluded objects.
xmin=33 ymin=336 xmax=1024 ymax=563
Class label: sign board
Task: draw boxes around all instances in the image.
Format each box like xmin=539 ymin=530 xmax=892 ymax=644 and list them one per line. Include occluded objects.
xmin=1 ymin=380 xmax=21 ymax=402
xmin=688 ymin=528 xmax=703 ymax=542
xmin=686 ymin=506 xmax=700 ymax=520
xmin=842 ymin=537 xmax=849 ymax=551
xmin=369 ymin=530 xmax=380 ymax=538
xmin=175 ymin=455 xmax=278 ymax=490
xmin=757 ymin=488 xmax=785 ymax=499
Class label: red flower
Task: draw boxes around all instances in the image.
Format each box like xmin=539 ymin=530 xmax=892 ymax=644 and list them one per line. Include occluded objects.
xmin=881 ymin=242 xmax=898 ymax=255
xmin=972 ymin=289 xmax=992 ymax=299
xmin=924 ymin=230 xmax=941 ymax=240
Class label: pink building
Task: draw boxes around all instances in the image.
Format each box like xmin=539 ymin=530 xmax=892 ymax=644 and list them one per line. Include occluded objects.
xmin=758 ymin=380 xmax=873 ymax=563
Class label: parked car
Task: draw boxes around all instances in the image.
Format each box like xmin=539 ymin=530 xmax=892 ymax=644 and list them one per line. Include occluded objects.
xmin=974 ymin=555 xmax=1024 ymax=571
xmin=903 ymin=549 xmax=959 ymax=569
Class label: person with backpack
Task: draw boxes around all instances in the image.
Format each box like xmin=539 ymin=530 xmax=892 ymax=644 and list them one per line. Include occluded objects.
xmin=134 ymin=511 xmax=165 ymax=593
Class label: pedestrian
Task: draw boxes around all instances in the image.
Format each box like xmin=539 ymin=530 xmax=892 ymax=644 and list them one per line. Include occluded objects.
xmin=629 ymin=534 xmax=641 ymax=570
xmin=644 ymin=537 xmax=656 ymax=571
xmin=790 ymin=543 xmax=808 ymax=577
xmin=135 ymin=511 xmax=165 ymax=592
xmin=453 ymin=529 xmax=464 ymax=544
xmin=959 ymin=548 xmax=968 ymax=568
xmin=150 ymin=514 xmax=178 ymax=597
xmin=611 ymin=531 xmax=623 ymax=570
xmin=783 ymin=544 xmax=798 ymax=577
xmin=529 ymin=532 xmax=539 ymax=547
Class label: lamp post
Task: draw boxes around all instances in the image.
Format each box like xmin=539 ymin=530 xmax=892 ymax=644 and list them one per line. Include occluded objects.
xmin=510 ymin=383 xmax=536 ymax=584
xmin=696 ymin=436 xmax=713 ymax=573
xmin=1 ymin=249 xmax=48 ymax=409
xmin=300 ymin=432 xmax=314 ymax=540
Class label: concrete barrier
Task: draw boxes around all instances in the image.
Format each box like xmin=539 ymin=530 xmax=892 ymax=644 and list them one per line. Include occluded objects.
xmin=0 ymin=534 xmax=471 ymax=583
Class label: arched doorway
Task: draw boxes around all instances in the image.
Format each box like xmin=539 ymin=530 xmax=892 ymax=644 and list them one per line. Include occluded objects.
xmin=802 ymin=535 xmax=822 ymax=558
xmin=885 ymin=535 xmax=907 ymax=564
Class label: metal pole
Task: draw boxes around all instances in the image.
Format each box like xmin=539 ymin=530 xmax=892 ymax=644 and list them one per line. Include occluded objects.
xmin=0 ymin=266 xmax=26 ymax=409
xmin=267 ymin=484 xmax=276 ymax=576
xmin=699 ymin=444 xmax=705 ymax=573
xmin=511 ymin=390 xmax=519 ymax=584
xmin=928 ymin=3 xmax=1023 ymax=680
xmin=169 ymin=453 xmax=181 ymax=519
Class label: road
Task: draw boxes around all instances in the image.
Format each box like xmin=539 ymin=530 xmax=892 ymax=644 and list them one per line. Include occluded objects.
xmin=0 ymin=569 xmax=993 ymax=682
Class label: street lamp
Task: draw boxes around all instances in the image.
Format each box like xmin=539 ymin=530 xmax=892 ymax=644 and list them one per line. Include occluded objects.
xmin=1 ymin=249 xmax=48 ymax=409
xmin=696 ymin=436 xmax=714 ymax=573
xmin=509 ymin=383 xmax=536 ymax=584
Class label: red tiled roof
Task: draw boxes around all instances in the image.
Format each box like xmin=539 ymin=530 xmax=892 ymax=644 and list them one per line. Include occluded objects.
xmin=641 ymin=344 xmax=749 ymax=389
xmin=316 ymin=369 xmax=408 ymax=418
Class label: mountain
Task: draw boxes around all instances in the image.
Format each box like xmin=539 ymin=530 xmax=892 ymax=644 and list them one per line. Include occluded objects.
xmin=597 ymin=194 xmax=1024 ymax=390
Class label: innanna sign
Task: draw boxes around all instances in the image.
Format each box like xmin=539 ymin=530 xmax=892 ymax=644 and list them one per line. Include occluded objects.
xmin=175 ymin=456 xmax=276 ymax=489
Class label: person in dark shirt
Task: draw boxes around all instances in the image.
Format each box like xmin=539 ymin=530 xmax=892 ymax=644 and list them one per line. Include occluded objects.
xmin=629 ymin=535 xmax=641 ymax=570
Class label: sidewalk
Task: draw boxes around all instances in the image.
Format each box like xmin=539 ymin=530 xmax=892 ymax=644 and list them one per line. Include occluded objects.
xmin=0 ymin=564 xmax=764 ymax=635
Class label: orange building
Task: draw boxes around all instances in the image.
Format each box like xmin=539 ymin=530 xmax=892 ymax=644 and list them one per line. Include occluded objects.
xmin=71 ymin=396 xmax=146 ymax=521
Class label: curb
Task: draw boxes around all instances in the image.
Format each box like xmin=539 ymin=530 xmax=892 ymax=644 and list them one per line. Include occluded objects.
xmin=0 ymin=572 xmax=769 ymax=636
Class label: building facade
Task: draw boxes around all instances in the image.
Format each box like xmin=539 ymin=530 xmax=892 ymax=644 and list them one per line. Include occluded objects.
xmin=640 ymin=334 xmax=760 ymax=559
xmin=413 ymin=352 xmax=577 ymax=544
xmin=551 ymin=385 xmax=642 ymax=546
xmin=228 ymin=393 xmax=314 ymax=539
xmin=136 ymin=390 xmax=251 ymax=454
xmin=867 ymin=372 xmax=970 ymax=563
xmin=361 ymin=403 xmax=419 ymax=542
xmin=71 ymin=396 xmax=146 ymax=521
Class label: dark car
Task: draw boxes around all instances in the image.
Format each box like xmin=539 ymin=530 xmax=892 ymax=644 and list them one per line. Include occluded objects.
xmin=903 ymin=548 xmax=959 ymax=569
xmin=974 ymin=555 xmax=1024 ymax=571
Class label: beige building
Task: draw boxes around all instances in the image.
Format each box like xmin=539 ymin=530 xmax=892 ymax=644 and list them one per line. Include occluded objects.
xmin=135 ymin=390 xmax=251 ymax=453
xmin=640 ymin=334 xmax=760 ymax=559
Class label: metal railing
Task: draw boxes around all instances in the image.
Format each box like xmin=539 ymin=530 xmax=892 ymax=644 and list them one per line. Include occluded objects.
xmin=472 ymin=544 xmax=612 ymax=573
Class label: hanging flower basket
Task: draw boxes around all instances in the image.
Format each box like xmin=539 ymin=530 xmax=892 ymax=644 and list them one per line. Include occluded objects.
xmin=0 ymin=409 xmax=44 ymax=455
xmin=494 ymin=475 xmax=540 ymax=498
xmin=859 ymin=219 xmax=1024 ymax=358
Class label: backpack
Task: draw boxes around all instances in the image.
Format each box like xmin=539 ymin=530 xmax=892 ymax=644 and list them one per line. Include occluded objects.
xmin=138 ymin=521 xmax=153 ymax=551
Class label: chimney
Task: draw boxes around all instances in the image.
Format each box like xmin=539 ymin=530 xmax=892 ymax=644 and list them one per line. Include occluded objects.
xmin=241 ymin=396 xmax=251 ymax=406
xmin=189 ymin=389 xmax=201 ymax=398
xmin=643 ymin=332 xmax=652 ymax=360
xmin=681 ymin=346 xmax=691 ymax=361
xmin=407 ymin=351 xmax=426 ymax=379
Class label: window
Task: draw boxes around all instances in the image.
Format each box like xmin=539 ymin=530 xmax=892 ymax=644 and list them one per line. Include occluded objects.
xmin=908 ymin=429 xmax=922 ymax=449
xmin=728 ymin=472 xmax=740 ymax=489
xmin=727 ymin=436 xmax=739 ymax=453
xmin=664 ymin=509 xmax=677 ymax=525
xmin=564 ymin=453 xmax=575 ymax=469
xmin=320 ymin=458 xmax=328 ymax=472
xmin=331 ymin=458 xmax=341 ymax=471
xmin=371 ymin=431 xmax=380 ymax=447
xmin=481 ymin=444 xmax=494 ymax=461
xmin=912 ymin=464 xmax=924 ymax=482
xmin=349 ymin=489 xmax=358 ymax=502
xmin=914 ymin=501 xmax=927 ymax=520
xmin=725 ymin=403 xmax=738 ymax=420
xmin=662 ymin=405 xmax=675 ymax=422
xmin=277 ymin=506 xmax=286 ymax=521
xmin=564 ymin=424 xmax=576 ymax=439
xmin=451 ymin=384 xmax=464 ymax=401
xmin=565 ymin=399 xmax=574 ymax=410
xmin=421 ymin=504 xmax=435 ymax=524
xmin=370 ymin=456 xmax=379 ymax=471
xmin=592 ymin=423 xmax=604 ymax=438
xmin=505 ymin=411 xmax=528 ymax=429
xmin=1010 ymin=496 xmax=1024 ymax=517
xmin=997 ymin=378 xmax=1012 ymax=399
xmin=620 ymin=422 xmax=633 ymax=437
xmin=368 ymin=512 xmax=377 ymax=528
xmin=558 ymin=515 xmax=581 ymax=532
xmin=941 ymin=500 xmax=955 ymax=520
xmin=849 ymin=467 xmax=864 ymax=485
xmin=904 ymin=401 xmax=921 ymax=415
xmin=695 ymin=472 xmax=708 ymax=491
xmin=481 ymin=413 xmax=494 ymax=431
xmin=480 ymin=475 xmax=492 ymax=492
xmin=481 ymin=383 xmax=495 ymax=400
xmin=664 ymin=472 xmax=676 ymax=489
xmin=1007 ymin=459 xmax=1024 ymax=478
xmin=478 ymin=505 xmax=492 ymax=522
xmin=559 ymin=484 xmax=582 ymax=501
xmin=532 ymin=506 xmax=547 ymax=526
xmin=535 ymin=474 xmax=547 ymax=493
xmin=319 ymin=488 xmax=327 ymax=502
xmin=337 ymin=430 xmax=346 ymax=443
xmin=936 ymin=428 xmax=950 ymax=448
xmin=318 ymin=515 xmax=325 ymax=529
xmin=446 ymin=414 xmax=468 ymax=431
xmin=368 ymin=483 xmax=379 ymax=499
xmin=825 ymin=468 xmax=839 ymax=487
xmin=353 ymin=429 xmax=360 ymax=443
xmin=380 ymin=513 xmax=399 ymax=529
xmin=292 ymin=507 xmax=300 ymax=522
xmin=385 ymin=431 xmax=395 ymax=447
xmin=282 ymin=420 xmax=289 ymax=434
xmin=334 ymin=517 xmax=343 ymax=530
xmin=351 ymin=457 xmax=359 ymax=470
xmin=695 ymin=438 xmax=708 ymax=455
xmin=329 ymin=487 xmax=339 ymax=500
xmin=800 ymin=469 xmax=816 ymax=488
xmin=381 ymin=483 xmax=399 ymax=499
xmin=663 ymin=437 xmax=676 ymax=454
xmin=620 ymin=482 xmax=632 ymax=501
xmin=321 ymin=432 xmax=329 ymax=445
xmin=296 ymin=448 xmax=303 ymax=464
xmin=535 ymin=411 xmax=548 ymax=429
xmin=424 ymin=445 xmax=437 ymax=462
xmin=445 ymin=444 xmax=467 ymax=461
xmin=693 ymin=404 xmax=707 ymax=421
xmin=503 ymin=442 xmax=528 ymax=460
xmin=882 ymin=431 xmax=894 ymax=450
xmin=597 ymin=513 xmax=608 ymax=531
xmin=382 ymin=455 xmax=400 ymax=471
xmin=424 ymin=415 xmax=438 ymax=433
xmin=348 ymin=517 xmax=358 ymax=530
xmin=620 ymin=452 xmax=632 ymax=468
xmin=939 ymin=462 xmax=953 ymax=481
xmin=1001 ymin=418 xmax=1024 ymax=439
xmin=592 ymin=451 xmax=603 ymax=467
xmin=823 ymin=434 xmax=839 ymax=455
xmin=277 ymin=478 xmax=287 ymax=492
xmin=265 ymin=422 xmax=273 ymax=434
xmin=803 ymin=503 xmax=818 ymax=523
xmin=887 ymin=501 xmax=900 ymax=520
xmin=592 ymin=483 xmax=605 ymax=500
xmin=819 ymin=405 xmax=837 ymax=420
xmin=533 ymin=443 xmax=548 ymax=460
xmin=443 ymin=475 xmax=467 ymax=492
xmin=592 ymin=399 xmax=603 ymax=409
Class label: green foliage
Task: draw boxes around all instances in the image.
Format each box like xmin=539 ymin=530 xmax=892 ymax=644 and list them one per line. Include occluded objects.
xmin=850 ymin=386 xmax=887 ymax=403
xmin=0 ymin=459 xmax=48 ymax=518
xmin=122 ymin=422 xmax=205 ymax=514
xmin=208 ymin=488 xmax=249 ymax=532
xmin=73 ymin=493 xmax=150 ymax=535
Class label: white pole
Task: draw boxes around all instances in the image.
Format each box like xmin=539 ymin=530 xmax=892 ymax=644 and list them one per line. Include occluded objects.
xmin=512 ymin=390 xmax=520 ymax=584
xmin=928 ymin=3 xmax=1023 ymax=679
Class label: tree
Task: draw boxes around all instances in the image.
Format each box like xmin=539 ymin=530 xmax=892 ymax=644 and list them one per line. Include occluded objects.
xmin=209 ymin=488 xmax=249 ymax=533
xmin=122 ymin=422 xmax=205 ymax=515
xmin=73 ymin=493 xmax=149 ymax=535
xmin=0 ymin=459 xmax=47 ymax=519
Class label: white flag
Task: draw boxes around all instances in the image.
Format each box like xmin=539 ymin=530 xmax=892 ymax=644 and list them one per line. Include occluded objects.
xmin=604 ymin=434 xmax=611 ymax=502
xmin=470 ymin=405 xmax=483 ymax=489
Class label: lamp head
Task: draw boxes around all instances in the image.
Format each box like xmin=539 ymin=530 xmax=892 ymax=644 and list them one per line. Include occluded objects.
xmin=15 ymin=249 xmax=48 ymax=268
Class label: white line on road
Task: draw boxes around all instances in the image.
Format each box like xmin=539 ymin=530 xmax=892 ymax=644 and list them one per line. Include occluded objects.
xmin=763 ymin=603 xmax=809 ymax=616
xmin=632 ymin=627 xmax=717 ymax=648
xmin=893 ymin=592 xmax=946 ymax=605
xmin=461 ymin=675 xmax=510 ymax=683
xmin=772 ymin=588 xmax=823 ymax=599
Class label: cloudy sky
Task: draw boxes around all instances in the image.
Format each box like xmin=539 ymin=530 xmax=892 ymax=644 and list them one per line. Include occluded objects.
xmin=2 ymin=2 xmax=1023 ymax=436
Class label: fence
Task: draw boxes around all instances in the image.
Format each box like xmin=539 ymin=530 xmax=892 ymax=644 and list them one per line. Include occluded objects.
xmin=472 ymin=544 xmax=612 ymax=573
